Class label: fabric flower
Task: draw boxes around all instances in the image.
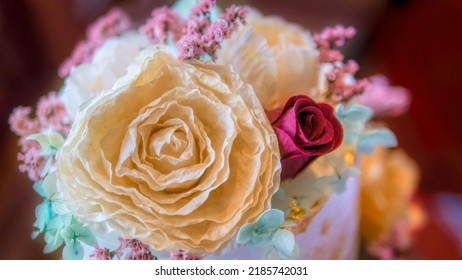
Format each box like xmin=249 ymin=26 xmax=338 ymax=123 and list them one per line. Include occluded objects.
xmin=359 ymin=75 xmax=411 ymax=118
xmin=217 ymin=9 xmax=320 ymax=110
xmin=56 ymin=47 xmax=281 ymax=256
xmin=59 ymin=32 xmax=147 ymax=119
xmin=359 ymin=147 xmax=421 ymax=243
xmin=268 ymin=95 xmax=343 ymax=180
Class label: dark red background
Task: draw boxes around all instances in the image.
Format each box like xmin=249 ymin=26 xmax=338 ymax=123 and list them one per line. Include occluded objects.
xmin=0 ymin=0 xmax=461 ymax=259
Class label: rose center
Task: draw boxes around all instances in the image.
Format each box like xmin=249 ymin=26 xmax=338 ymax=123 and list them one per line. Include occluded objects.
xmin=148 ymin=126 xmax=188 ymax=159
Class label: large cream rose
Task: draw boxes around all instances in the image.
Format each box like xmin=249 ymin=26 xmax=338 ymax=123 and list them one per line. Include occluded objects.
xmin=59 ymin=32 xmax=147 ymax=118
xmin=56 ymin=46 xmax=281 ymax=256
xmin=217 ymin=9 xmax=320 ymax=110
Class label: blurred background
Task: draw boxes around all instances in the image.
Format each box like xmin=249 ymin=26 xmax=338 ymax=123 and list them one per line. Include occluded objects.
xmin=0 ymin=0 xmax=461 ymax=259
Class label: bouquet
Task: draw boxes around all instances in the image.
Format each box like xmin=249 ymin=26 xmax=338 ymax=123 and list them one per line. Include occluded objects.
xmin=9 ymin=0 xmax=423 ymax=260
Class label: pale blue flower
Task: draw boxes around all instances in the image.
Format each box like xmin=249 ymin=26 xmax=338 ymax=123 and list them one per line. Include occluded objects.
xmin=236 ymin=209 xmax=285 ymax=246
xmin=312 ymin=167 xmax=360 ymax=194
xmin=61 ymin=221 xmax=97 ymax=260
xmin=358 ymin=128 xmax=397 ymax=154
xmin=335 ymin=103 xmax=373 ymax=144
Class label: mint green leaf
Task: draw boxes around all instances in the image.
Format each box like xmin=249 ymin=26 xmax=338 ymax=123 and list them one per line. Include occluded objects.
xmin=76 ymin=227 xmax=97 ymax=246
xmin=43 ymin=237 xmax=63 ymax=254
xmin=271 ymin=229 xmax=295 ymax=257
xmin=35 ymin=202 xmax=53 ymax=233
xmin=358 ymin=128 xmax=397 ymax=154
xmin=33 ymin=181 xmax=46 ymax=198
xmin=312 ymin=167 xmax=360 ymax=194
xmin=256 ymin=209 xmax=285 ymax=231
xmin=47 ymin=130 xmax=65 ymax=149
xmin=42 ymin=171 xmax=57 ymax=199
xmin=62 ymin=241 xmax=84 ymax=260
xmin=27 ymin=134 xmax=54 ymax=156
xmin=236 ymin=223 xmax=253 ymax=245
xmin=336 ymin=104 xmax=373 ymax=122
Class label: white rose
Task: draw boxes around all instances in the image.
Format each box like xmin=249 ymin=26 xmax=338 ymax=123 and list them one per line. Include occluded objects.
xmin=217 ymin=9 xmax=320 ymax=110
xmin=59 ymin=32 xmax=147 ymax=118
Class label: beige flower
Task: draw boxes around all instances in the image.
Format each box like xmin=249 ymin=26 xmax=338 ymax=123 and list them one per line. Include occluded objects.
xmin=59 ymin=32 xmax=147 ymax=118
xmin=217 ymin=9 xmax=320 ymax=110
xmin=56 ymin=46 xmax=281 ymax=256
xmin=359 ymin=147 xmax=420 ymax=242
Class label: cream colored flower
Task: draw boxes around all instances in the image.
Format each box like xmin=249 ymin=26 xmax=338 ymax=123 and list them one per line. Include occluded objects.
xmin=56 ymin=46 xmax=281 ymax=256
xmin=359 ymin=147 xmax=420 ymax=242
xmin=59 ymin=32 xmax=147 ymax=118
xmin=217 ymin=9 xmax=320 ymax=110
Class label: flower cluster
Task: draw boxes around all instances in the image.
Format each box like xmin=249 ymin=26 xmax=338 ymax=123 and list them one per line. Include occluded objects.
xmin=9 ymin=0 xmax=419 ymax=260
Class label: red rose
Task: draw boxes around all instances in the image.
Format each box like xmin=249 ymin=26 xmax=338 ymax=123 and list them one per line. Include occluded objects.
xmin=268 ymin=95 xmax=343 ymax=180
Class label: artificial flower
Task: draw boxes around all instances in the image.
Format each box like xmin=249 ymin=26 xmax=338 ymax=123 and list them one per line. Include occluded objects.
xmin=60 ymin=32 xmax=147 ymax=118
xmin=359 ymin=147 xmax=420 ymax=243
xmin=217 ymin=9 xmax=320 ymax=110
xmin=56 ymin=47 xmax=281 ymax=256
xmin=268 ymin=95 xmax=343 ymax=179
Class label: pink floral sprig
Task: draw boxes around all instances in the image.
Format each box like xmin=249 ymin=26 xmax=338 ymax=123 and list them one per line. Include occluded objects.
xmin=17 ymin=139 xmax=47 ymax=182
xmin=9 ymin=92 xmax=70 ymax=181
xmin=314 ymin=25 xmax=356 ymax=63
xmin=139 ymin=6 xmax=182 ymax=44
xmin=90 ymin=244 xmax=123 ymax=260
xmin=59 ymin=7 xmax=131 ymax=78
xmin=176 ymin=1 xmax=247 ymax=60
xmin=118 ymin=238 xmax=157 ymax=260
xmin=36 ymin=92 xmax=71 ymax=136
xmin=9 ymin=107 xmax=40 ymax=137
xmin=326 ymin=60 xmax=368 ymax=102
xmin=86 ymin=7 xmax=131 ymax=42
xmin=170 ymin=250 xmax=203 ymax=260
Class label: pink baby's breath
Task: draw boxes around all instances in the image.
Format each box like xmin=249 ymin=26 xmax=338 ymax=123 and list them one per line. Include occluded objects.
xmin=9 ymin=107 xmax=40 ymax=137
xmin=170 ymin=250 xmax=203 ymax=260
xmin=314 ymin=25 xmax=356 ymax=63
xmin=36 ymin=92 xmax=71 ymax=136
xmin=177 ymin=3 xmax=247 ymax=60
xmin=90 ymin=244 xmax=122 ymax=260
xmin=118 ymin=238 xmax=157 ymax=260
xmin=87 ymin=7 xmax=131 ymax=43
xmin=326 ymin=60 xmax=368 ymax=102
xmin=139 ymin=6 xmax=182 ymax=44
xmin=17 ymin=138 xmax=47 ymax=182
xmin=58 ymin=7 xmax=131 ymax=78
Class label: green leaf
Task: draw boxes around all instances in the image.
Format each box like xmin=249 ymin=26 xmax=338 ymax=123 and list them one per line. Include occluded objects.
xmin=271 ymin=229 xmax=295 ymax=257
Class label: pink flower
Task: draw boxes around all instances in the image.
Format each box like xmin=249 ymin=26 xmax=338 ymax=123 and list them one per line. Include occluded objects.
xmin=118 ymin=238 xmax=157 ymax=260
xmin=139 ymin=6 xmax=182 ymax=44
xmin=9 ymin=107 xmax=40 ymax=137
xmin=170 ymin=250 xmax=203 ymax=260
xmin=314 ymin=25 xmax=356 ymax=63
xmin=176 ymin=2 xmax=247 ymax=60
xmin=359 ymin=75 xmax=411 ymax=118
xmin=36 ymin=92 xmax=70 ymax=136
xmin=267 ymin=95 xmax=343 ymax=180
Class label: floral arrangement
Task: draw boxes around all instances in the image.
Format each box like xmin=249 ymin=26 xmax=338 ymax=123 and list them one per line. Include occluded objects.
xmin=9 ymin=0 xmax=423 ymax=260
